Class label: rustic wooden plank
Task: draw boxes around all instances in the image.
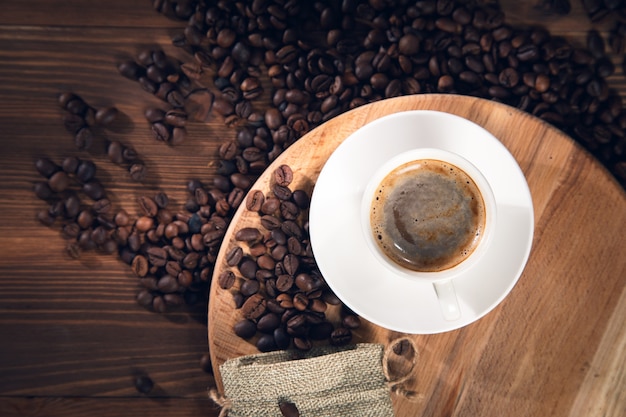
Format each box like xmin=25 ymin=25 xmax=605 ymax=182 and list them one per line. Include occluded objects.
xmin=0 ymin=0 xmax=183 ymax=28
xmin=0 ymin=397 xmax=220 ymax=417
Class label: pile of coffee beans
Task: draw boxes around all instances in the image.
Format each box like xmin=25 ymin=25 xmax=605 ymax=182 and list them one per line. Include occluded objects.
xmin=34 ymin=156 xmax=123 ymax=258
xmin=58 ymin=92 xmax=119 ymax=151
xmin=220 ymin=165 xmax=360 ymax=352
xmin=122 ymin=177 xmax=245 ymax=313
xmin=155 ymin=0 xmax=626 ymax=187
xmin=117 ymin=48 xmax=215 ymax=126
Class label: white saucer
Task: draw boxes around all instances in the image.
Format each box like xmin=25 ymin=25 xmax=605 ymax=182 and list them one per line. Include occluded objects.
xmin=309 ymin=110 xmax=534 ymax=334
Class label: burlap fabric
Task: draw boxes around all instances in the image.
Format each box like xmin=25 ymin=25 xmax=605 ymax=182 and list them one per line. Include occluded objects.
xmin=217 ymin=343 xmax=395 ymax=417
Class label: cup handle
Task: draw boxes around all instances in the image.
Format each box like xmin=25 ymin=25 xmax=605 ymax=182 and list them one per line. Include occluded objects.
xmin=433 ymin=280 xmax=461 ymax=321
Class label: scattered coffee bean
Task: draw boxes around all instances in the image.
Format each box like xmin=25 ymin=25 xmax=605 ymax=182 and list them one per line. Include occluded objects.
xmin=134 ymin=374 xmax=154 ymax=394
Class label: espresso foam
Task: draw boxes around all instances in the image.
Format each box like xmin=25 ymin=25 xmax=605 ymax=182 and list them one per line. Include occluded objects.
xmin=370 ymin=159 xmax=486 ymax=272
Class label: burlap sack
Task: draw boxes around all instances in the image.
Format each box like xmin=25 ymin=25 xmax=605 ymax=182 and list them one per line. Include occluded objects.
xmin=215 ymin=343 xmax=395 ymax=417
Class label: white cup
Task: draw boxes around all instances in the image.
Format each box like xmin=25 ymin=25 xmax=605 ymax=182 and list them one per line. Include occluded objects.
xmin=360 ymin=148 xmax=497 ymax=321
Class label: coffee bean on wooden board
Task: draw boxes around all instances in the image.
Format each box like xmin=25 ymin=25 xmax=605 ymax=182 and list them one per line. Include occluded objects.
xmin=219 ymin=165 xmax=357 ymax=352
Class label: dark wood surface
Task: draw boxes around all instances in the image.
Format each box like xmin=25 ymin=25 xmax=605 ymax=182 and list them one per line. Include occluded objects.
xmin=0 ymin=1 xmax=624 ymax=417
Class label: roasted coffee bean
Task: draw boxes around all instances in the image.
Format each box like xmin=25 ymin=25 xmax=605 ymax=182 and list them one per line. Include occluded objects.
xmin=256 ymin=334 xmax=277 ymax=352
xmin=33 ymin=181 xmax=53 ymax=200
xmin=282 ymin=254 xmax=299 ymax=275
xmin=48 ymin=171 xmax=70 ymax=193
xmin=134 ymin=374 xmax=154 ymax=394
xmin=280 ymin=201 xmax=299 ymax=220
xmin=261 ymin=197 xmax=280 ymax=215
xmin=218 ymin=270 xmax=236 ymax=289
xmin=226 ymin=246 xmax=244 ymax=267
xmin=230 ymin=173 xmax=252 ymax=190
xmin=107 ymin=141 xmax=125 ymax=164
xmin=95 ymin=107 xmax=118 ymax=126
xmin=239 ymin=258 xmax=258 ymax=279
xmin=272 ymin=184 xmax=292 ymax=201
xmin=129 ymin=163 xmax=147 ymax=181
xmin=330 ymin=327 xmax=352 ymax=346
xmin=273 ymin=165 xmax=293 ymax=187
xmin=82 ymin=181 xmax=105 ymax=200
xmin=276 ymin=274 xmax=294 ymax=292
xmin=76 ymin=210 xmax=94 ymax=229
xmin=257 ymin=313 xmax=281 ymax=333
xmin=292 ymin=293 xmax=309 ymax=311
xmin=587 ymin=29 xmax=605 ymax=59
xmin=242 ymin=293 xmax=266 ymax=320
xmin=135 ymin=216 xmax=154 ymax=233
xmin=234 ymin=319 xmax=257 ymax=339
xmin=235 ymin=227 xmax=262 ymax=242
xmin=75 ymin=160 xmax=96 ymax=183
xmin=136 ymin=290 xmax=154 ymax=307
xmin=35 ymin=158 xmax=60 ymax=178
xmin=273 ymin=327 xmax=291 ymax=349
xmin=74 ymin=127 xmax=93 ymax=150
xmin=92 ymin=198 xmax=111 ymax=215
xmin=152 ymin=295 xmax=166 ymax=313
xmin=240 ymin=278 xmax=260 ymax=296
xmin=165 ymin=109 xmax=188 ymax=127
xmin=246 ymin=190 xmax=265 ymax=212
xmin=138 ymin=196 xmax=158 ymax=217
xmin=146 ymin=246 xmax=168 ymax=267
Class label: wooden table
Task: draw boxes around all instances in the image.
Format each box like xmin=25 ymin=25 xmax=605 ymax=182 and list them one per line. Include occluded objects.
xmin=0 ymin=1 xmax=624 ymax=417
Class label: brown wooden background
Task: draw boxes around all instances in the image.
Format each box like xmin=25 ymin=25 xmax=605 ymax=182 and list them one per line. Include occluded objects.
xmin=0 ymin=1 xmax=624 ymax=417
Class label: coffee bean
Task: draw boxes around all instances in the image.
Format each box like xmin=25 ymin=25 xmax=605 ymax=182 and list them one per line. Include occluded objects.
xmin=33 ymin=181 xmax=53 ymax=200
xmin=273 ymin=165 xmax=293 ymax=187
xmin=95 ymin=107 xmax=118 ymax=126
xmin=239 ymin=258 xmax=258 ymax=279
xmin=35 ymin=158 xmax=60 ymax=178
xmin=164 ymin=109 xmax=188 ymax=127
xmin=134 ymin=374 xmax=154 ymax=394
xmin=157 ymin=275 xmax=179 ymax=293
xmin=273 ymin=327 xmax=291 ymax=349
xmin=92 ymin=198 xmax=111 ymax=215
xmin=256 ymin=333 xmax=277 ymax=352
xmin=146 ymin=246 xmax=168 ymax=267
xmin=74 ymin=127 xmax=93 ymax=150
xmin=226 ymin=246 xmax=244 ymax=267
xmin=282 ymin=254 xmax=299 ymax=275
xmin=235 ymin=227 xmax=262 ymax=243
xmin=218 ymin=270 xmax=236 ymax=289
xmin=261 ymin=197 xmax=280 ymax=215
xmin=246 ymin=190 xmax=265 ymax=212
xmin=257 ymin=313 xmax=281 ymax=333
xmin=48 ymin=171 xmax=70 ymax=192
xmin=129 ymin=163 xmax=147 ymax=181
xmin=242 ymin=293 xmax=266 ymax=320
xmin=330 ymin=327 xmax=352 ymax=346
xmin=137 ymin=196 xmax=158 ymax=217
xmin=234 ymin=319 xmax=257 ymax=338
xmin=240 ymin=278 xmax=260 ymax=297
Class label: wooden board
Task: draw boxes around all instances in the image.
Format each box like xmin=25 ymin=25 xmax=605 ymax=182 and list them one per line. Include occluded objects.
xmin=208 ymin=94 xmax=626 ymax=416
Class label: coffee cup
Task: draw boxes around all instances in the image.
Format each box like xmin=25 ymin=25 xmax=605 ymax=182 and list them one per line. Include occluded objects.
xmin=361 ymin=147 xmax=497 ymax=321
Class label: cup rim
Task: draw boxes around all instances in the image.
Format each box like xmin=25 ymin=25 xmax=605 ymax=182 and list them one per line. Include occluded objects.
xmin=360 ymin=147 xmax=498 ymax=282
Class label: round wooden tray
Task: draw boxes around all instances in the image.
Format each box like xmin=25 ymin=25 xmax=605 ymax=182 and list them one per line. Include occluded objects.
xmin=208 ymin=94 xmax=626 ymax=416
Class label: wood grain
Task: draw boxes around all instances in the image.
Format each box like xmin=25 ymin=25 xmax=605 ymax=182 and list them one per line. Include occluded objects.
xmin=208 ymin=94 xmax=626 ymax=417
xmin=0 ymin=1 xmax=625 ymax=416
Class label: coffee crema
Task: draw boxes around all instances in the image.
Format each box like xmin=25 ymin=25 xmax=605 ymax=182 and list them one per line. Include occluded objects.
xmin=370 ymin=159 xmax=486 ymax=272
